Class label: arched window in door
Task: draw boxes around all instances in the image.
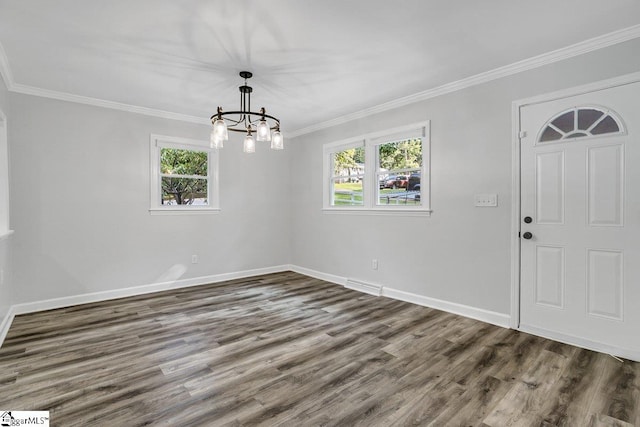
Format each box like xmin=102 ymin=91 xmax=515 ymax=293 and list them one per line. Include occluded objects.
xmin=538 ymin=106 xmax=624 ymax=143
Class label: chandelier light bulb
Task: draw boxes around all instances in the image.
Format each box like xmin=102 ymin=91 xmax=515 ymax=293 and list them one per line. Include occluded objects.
xmin=210 ymin=130 xmax=223 ymax=149
xmin=271 ymin=130 xmax=284 ymax=150
xmin=209 ymin=129 xmax=217 ymax=148
xmin=243 ymin=133 xmax=256 ymax=153
xmin=213 ymin=118 xmax=228 ymax=141
xmin=256 ymin=119 xmax=271 ymax=142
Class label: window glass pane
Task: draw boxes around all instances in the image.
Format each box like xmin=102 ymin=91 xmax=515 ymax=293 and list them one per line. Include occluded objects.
xmin=578 ymin=109 xmax=604 ymax=130
xmin=333 ymin=146 xmax=365 ymax=177
xmin=565 ymin=132 xmax=588 ymax=139
xmin=378 ymin=138 xmax=422 ymax=171
xmin=161 ymin=177 xmax=208 ymax=205
xmin=377 ymin=170 xmax=421 ymax=206
xmin=332 ymin=177 xmax=363 ymax=206
xmin=161 ymin=148 xmax=208 ymax=176
xmin=539 ymin=126 xmax=562 ymax=142
xmin=551 ymin=111 xmax=574 ymax=133
xmin=591 ymin=115 xmax=620 ymax=135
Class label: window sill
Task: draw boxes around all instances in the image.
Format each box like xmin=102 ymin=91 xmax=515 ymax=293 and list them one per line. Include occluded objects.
xmin=0 ymin=230 xmax=15 ymax=240
xmin=149 ymin=208 xmax=221 ymax=216
xmin=322 ymin=208 xmax=432 ymax=217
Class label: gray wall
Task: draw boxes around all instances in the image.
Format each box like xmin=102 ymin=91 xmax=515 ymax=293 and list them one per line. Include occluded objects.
xmin=289 ymin=39 xmax=640 ymax=315
xmin=8 ymin=94 xmax=291 ymax=304
xmin=2 ymin=38 xmax=640 ymax=319
xmin=0 ymin=75 xmax=11 ymax=319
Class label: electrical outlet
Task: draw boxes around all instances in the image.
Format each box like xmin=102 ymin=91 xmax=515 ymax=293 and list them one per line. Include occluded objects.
xmin=191 ymin=255 xmax=198 ymax=264
xmin=474 ymin=193 xmax=498 ymax=207
xmin=372 ymin=259 xmax=378 ymax=270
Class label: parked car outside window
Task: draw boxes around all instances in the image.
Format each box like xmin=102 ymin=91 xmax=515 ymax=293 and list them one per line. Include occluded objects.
xmin=383 ymin=175 xmax=408 ymax=189
xmin=408 ymin=173 xmax=421 ymax=191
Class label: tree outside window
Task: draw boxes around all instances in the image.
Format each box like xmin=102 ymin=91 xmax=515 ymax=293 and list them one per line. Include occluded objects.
xmin=160 ymin=148 xmax=208 ymax=205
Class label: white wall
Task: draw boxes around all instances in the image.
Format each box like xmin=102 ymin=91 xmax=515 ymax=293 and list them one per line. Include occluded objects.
xmin=289 ymin=39 xmax=640 ymax=316
xmin=0 ymin=74 xmax=11 ymax=321
xmin=8 ymin=93 xmax=291 ymax=304
xmin=3 ymin=37 xmax=640 ymax=323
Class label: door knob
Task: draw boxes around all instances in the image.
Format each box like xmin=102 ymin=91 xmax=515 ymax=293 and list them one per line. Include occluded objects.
xmin=524 ymin=216 xmax=533 ymax=223
xmin=522 ymin=232 xmax=533 ymax=240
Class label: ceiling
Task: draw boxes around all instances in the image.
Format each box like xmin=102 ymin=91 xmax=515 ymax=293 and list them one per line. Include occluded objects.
xmin=1 ymin=1 xmax=639 ymax=135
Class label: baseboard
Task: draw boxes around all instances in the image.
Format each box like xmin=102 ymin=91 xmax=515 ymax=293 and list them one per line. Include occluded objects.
xmin=2 ymin=264 xmax=510 ymax=347
xmin=10 ymin=265 xmax=290 ymax=316
xmin=345 ymin=279 xmax=382 ymax=296
xmin=288 ymin=265 xmax=346 ymax=286
xmin=381 ymin=287 xmax=511 ymax=328
xmin=4 ymin=264 xmax=635 ymax=362
xmin=0 ymin=306 xmax=15 ymax=347
xmin=519 ymin=324 xmax=640 ymax=362
xmin=288 ymin=264 xmax=510 ymax=328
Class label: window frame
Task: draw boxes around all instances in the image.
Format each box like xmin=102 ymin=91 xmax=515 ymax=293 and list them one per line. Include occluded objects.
xmin=0 ymin=109 xmax=12 ymax=239
xmin=323 ymin=121 xmax=431 ymax=216
xmin=149 ymin=134 xmax=219 ymax=215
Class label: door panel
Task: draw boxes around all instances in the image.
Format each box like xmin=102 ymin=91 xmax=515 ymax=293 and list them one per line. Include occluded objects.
xmin=587 ymin=144 xmax=624 ymax=226
xmin=586 ymin=249 xmax=623 ymax=320
xmin=535 ymin=245 xmax=565 ymax=308
xmin=535 ymin=151 xmax=565 ymax=224
xmin=519 ymin=81 xmax=640 ymax=360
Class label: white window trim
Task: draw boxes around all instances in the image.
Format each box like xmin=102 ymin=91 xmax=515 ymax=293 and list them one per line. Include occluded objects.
xmin=149 ymin=134 xmax=220 ymax=215
xmin=0 ymin=109 xmax=12 ymax=235
xmin=323 ymin=121 xmax=431 ymax=216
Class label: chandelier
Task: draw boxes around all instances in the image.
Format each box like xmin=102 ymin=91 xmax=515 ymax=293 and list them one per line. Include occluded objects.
xmin=210 ymin=71 xmax=283 ymax=153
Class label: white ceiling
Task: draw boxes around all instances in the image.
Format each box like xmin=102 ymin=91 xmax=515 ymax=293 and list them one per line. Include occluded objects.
xmin=1 ymin=1 xmax=639 ymax=134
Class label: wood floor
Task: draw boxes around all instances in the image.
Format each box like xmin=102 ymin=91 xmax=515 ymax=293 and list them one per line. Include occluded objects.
xmin=0 ymin=272 xmax=638 ymax=426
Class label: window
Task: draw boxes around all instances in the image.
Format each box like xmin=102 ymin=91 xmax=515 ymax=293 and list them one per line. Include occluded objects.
xmin=375 ymin=137 xmax=422 ymax=206
xmin=149 ymin=134 xmax=219 ymax=214
xmin=323 ymin=121 xmax=430 ymax=214
xmin=329 ymin=144 xmax=365 ymax=206
xmin=0 ymin=109 xmax=11 ymax=237
xmin=538 ymin=107 xmax=624 ymax=143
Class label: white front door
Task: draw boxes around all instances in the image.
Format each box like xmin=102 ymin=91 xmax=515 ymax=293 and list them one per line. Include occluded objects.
xmin=519 ymin=80 xmax=640 ymax=361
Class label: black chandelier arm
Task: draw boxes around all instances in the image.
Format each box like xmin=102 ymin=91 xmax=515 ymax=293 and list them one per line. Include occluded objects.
xmin=211 ymin=110 xmax=281 ymax=131
xmin=218 ymin=110 xmax=279 ymax=123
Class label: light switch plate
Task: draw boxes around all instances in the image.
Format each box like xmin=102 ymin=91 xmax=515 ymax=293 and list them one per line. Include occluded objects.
xmin=475 ymin=193 xmax=498 ymax=207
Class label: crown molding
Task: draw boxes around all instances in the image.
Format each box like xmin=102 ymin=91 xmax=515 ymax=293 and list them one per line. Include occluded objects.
xmin=288 ymin=24 xmax=640 ymax=138
xmin=1 ymin=39 xmax=208 ymax=124
xmin=2 ymin=25 xmax=640 ymax=132
xmin=0 ymin=41 xmax=15 ymax=91
xmin=11 ymin=83 xmax=209 ymax=125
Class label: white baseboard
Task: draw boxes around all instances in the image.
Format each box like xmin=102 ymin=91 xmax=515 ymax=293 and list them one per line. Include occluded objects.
xmin=10 ymin=265 xmax=290 ymax=316
xmin=345 ymin=279 xmax=382 ymax=296
xmin=288 ymin=264 xmax=510 ymax=328
xmin=0 ymin=265 xmax=291 ymax=348
xmin=519 ymin=324 xmax=640 ymax=362
xmin=0 ymin=306 xmax=15 ymax=347
xmin=1 ymin=264 xmax=510 ymax=348
xmin=288 ymin=265 xmax=346 ymax=286
xmin=4 ymin=264 xmax=635 ymax=362
xmin=381 ymin=287 xmax=511 ymax=328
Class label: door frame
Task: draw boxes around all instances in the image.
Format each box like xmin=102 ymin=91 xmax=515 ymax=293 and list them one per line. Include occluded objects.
xmin=510 ymin=71 xmax=640 ymax=331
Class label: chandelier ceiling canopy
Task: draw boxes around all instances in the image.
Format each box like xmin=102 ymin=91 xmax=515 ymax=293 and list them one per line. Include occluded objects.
xmin=210 ymin=71 xmax=283 ymax=153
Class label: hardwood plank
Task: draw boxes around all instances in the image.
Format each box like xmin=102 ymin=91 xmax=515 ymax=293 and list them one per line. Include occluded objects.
xmin=586 ymin=355 xmax=640 ymax=426
xmin=0 ymin=271 xmax=637 ymax=426
xmin=538 ymin=348 xmax=607 ymax=426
